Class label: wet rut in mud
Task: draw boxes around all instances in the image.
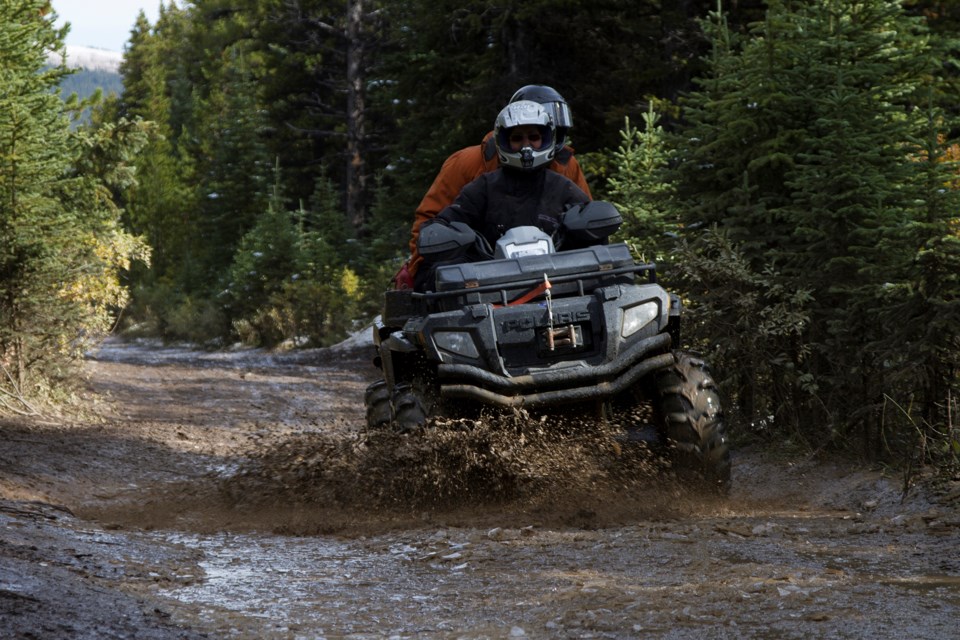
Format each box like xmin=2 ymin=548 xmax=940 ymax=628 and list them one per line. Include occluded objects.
xmin=1 ymin=338 xmax=959 ymax=639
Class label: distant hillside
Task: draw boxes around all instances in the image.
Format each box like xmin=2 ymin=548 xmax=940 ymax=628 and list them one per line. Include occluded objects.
xmin=59 ymin=67 xmax=124 ymax=100
xmin=47 ymin=46 xmax=124 ymax=121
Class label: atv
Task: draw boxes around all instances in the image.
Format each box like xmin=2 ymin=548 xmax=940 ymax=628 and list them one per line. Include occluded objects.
xmin=365 ymin=202 xmax=730 ymax=492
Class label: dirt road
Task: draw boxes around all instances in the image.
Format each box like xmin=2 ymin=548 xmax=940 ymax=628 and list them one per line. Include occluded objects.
xmin=2 ymin=338 xmax=959 ymax=639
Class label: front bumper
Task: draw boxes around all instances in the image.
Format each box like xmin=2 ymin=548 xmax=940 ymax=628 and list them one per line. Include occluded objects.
xmin=436 ymin=332 xmax=674 ymax=408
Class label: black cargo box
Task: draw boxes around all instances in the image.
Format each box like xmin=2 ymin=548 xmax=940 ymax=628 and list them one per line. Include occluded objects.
xmin=429 ymin=243 xmax=643 ymax=310
xmin=435 ymin=243 xmax=635 ymax=291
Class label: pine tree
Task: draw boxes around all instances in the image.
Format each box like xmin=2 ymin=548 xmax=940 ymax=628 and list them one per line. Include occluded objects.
xmin=673 ymin=0 xmax=955 ymax=453
xmin=226 ymin=190 xmax=299 ymax=344
xmin=113 ymin=3 xmax=201 ymax=335
xmin=671 ymin=2 xmax=820 ymax=432
xmin=876 ymin=110 xmax=960 ymax=438
xmin=0 ymin=0 xmax=148 ymax=412
xmin=606 ymin=106 xmax=679 ymax=264
xmin=192 ymin=49 xmax=272 ymax=283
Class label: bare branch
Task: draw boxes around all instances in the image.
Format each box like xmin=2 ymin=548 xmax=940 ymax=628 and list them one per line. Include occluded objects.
xmin=0 ymin=363 xmax=41 ymax=416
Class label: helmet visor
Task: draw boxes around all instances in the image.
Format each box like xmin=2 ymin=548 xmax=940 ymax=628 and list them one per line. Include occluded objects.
xmin=551 ymin=102 xmax=573 ymax=130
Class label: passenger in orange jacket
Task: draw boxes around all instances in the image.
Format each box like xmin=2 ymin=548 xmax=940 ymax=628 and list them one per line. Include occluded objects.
xmin=396 ymin=85 xmax=592 ymax=288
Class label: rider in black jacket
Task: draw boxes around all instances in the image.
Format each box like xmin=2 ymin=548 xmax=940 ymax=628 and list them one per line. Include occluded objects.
xmin=415 ymin=100 xmax=590 ymax=291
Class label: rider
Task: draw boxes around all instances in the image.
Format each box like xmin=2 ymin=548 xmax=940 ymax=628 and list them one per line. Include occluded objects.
xmin=414 ymin=100 xmax=591 ymax=292
xmin=397 ymin=85 xmax=592 ymax=288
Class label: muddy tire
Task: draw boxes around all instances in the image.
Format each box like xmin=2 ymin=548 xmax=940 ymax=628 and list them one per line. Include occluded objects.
xmin=392 ymin=382 xmax=432 ymax=432
xmin=365 ymin=378 xmax=440 ymax=433
xmin=654 ymin=351 xmax=731 ymax=493
xmin=364 ymin=380 xmax=393 ymax=429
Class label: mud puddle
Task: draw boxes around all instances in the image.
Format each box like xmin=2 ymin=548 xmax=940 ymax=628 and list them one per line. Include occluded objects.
xmin=146 ymin=497 xmax=960 ymax=639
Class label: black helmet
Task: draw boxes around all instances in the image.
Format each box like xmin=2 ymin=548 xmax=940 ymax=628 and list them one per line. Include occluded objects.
xmin=509 ymin=85 xmax=573 ymax=150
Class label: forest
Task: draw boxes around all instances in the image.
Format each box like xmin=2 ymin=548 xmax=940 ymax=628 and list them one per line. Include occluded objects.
xmin=1 ymin=0 xmax=958 ymax=474
xmin=59 ymin=69 xmax=124 ymax=109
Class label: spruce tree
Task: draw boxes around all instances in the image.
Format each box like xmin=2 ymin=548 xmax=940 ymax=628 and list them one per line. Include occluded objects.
xmin=877 ymin=109 xmax=960 ymax=438
xmin=674 ymin=0 xmax=956 ymax=453
xmin=606 ymin=106 xmax=679 ymax=264
xmin=192 ymin=50 xmax=272 ymax=285
xmin=0 ymin=0 xmax=147 ymax=411
xmin=113 ymin=4 xmax=203 ymax=336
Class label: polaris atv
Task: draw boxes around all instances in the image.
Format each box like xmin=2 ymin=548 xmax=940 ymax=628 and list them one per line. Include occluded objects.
xmin=365 ymin=202 xmax=730 ymax=491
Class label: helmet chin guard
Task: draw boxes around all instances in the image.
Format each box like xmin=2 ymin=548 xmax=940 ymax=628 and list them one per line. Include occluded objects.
xmin=519 ymin=147 xmax=535 ymax=169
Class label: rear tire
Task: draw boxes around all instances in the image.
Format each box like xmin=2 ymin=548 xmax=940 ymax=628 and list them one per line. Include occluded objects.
xmin=654 ymin=351 xmax=731 ymax=493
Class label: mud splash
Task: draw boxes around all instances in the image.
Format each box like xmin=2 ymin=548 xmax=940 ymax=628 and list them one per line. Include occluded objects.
xmin=232 ymin=411 xmax=665 ymax=501
xmin=95 ymin=410 xmax=698 ymax=537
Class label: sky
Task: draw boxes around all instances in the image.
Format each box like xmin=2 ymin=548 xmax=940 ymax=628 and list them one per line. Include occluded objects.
xmin=53 ymin=0 xmax=160 ymax=52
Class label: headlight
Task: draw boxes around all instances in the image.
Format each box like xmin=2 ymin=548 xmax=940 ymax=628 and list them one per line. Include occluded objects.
xmin=434 ymin=330 xmax=479 ymax=359
xmin=501 ymin=238 xmax=552 ymax=258
xmin=621 ymin=301 xmax=659 ymax=338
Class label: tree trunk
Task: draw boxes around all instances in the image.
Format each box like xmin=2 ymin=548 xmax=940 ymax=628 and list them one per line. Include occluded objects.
xmin=345 ymin=0 xmax=367 ymax=234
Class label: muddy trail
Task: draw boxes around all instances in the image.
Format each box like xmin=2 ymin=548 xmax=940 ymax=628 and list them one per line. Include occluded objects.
xmin=2 ymin=338 xmax=959 ymax=639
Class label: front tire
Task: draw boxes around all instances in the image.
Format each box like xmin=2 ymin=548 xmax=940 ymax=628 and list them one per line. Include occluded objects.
xmin=392 ymin=382 xmax=429 ymax=432
xmin=654 ymin=351 xmax=731 ymax=493
xmin=364 ymin=380 xmax=393 ymax=429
